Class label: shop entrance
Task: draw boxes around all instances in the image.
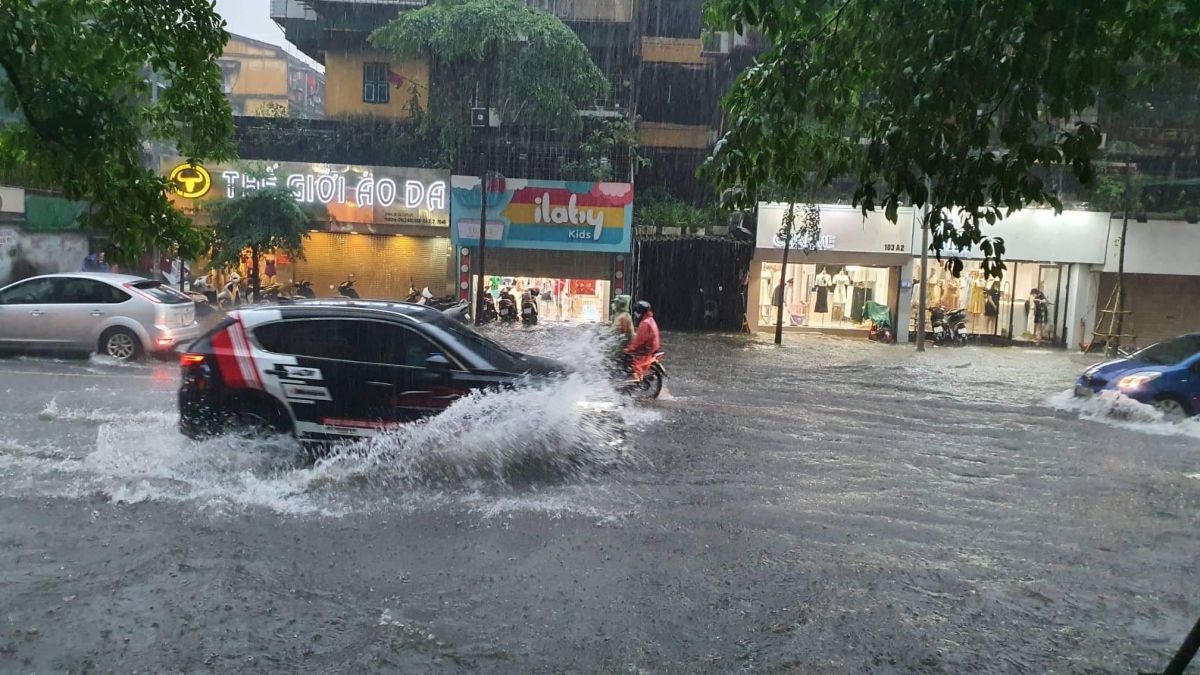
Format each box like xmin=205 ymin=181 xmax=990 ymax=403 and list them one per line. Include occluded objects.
xmin=473 ymin=275 xmax=611 ymax=323
xmin=914 ymin=259 xmax=1068 ymax=343
xmin=760 ymin=262 xmax=893 ymax=331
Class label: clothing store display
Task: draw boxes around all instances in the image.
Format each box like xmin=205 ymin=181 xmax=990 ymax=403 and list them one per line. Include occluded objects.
xmin=832 ymin=271 xmax=851 ymax=306
xmin=968 ymin=278 xmax=987 ymax=314
xmin=850 ymin=286 xmax=874 ymax=322
xmin=814 ymin=286 xmax=829 ymax=313
xmin=943 ymin=280 xmax=961 ymax=309
xmin=264 ymin=257 xmax=277 ymax=280
xmin=813 ymin=270 xmax=832 ymax=313
xmin=831 ymin=303 xmax=845 ymax=322
xmin=1033 ymin=296 xmax=1049 ymax=325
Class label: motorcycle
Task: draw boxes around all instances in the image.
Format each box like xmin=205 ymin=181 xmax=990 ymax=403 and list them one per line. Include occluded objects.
xmin=443 ymin=301 xmax=472 ymax=324
xmin=478 ymin=294 xmax=499 ymax=324
xmin=930 ymin=306 xmax=968 ymax=346
xmin=521 ymin=292 xmax=539 ymax=327
xmin=216 ymin=275 xmax=243 ymax=310
xmin=293 ymin=280 xmax=315 ymax=299
xmin=338 ymin=277 xmax=360 ymax=299
xmin=497 ymin=291 xmax=518 ymax=324
xmin=620 ymin=350 xmax=667 ymax=399
xmin=405 ymin=284 xmax=422 ymax=304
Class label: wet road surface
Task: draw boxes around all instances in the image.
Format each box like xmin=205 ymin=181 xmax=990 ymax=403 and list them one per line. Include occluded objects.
xmin=0 ymin=330 xmax=1197 ymax=674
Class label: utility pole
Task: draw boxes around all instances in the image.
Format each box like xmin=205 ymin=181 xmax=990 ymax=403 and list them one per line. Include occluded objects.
xmin=474 ymin=40 xmax=497 ymax=326
xmin=916 ymin=182 xmax=932 ymax=352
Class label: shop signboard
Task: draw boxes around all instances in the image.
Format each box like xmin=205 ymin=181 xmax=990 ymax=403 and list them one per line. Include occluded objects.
xmin=756 ymin=203 xmax=915 ymax=254
xmin=162 ymin=157 xmax=450 ymax=228
xmin=911 ymin=208 xmax=1109 ymax=264
xmin=450 ymin=176 xmax=633 ymax=253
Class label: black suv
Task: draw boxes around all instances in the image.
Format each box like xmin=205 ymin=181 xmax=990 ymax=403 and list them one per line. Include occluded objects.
xmin=178 ymin=301 xmax=583 ymax=442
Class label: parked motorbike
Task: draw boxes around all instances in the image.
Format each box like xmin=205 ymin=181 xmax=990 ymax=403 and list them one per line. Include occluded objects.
xmin=521 ymin=291 xmax=539 ymax=327
xmin=497 ymin=290 xmax=519 ymax=324
xmin=293 ymin=280 xmax=315 ymax=299
xmin=443 ymin=301 xmax=471 ymax=324
xmin=620 ymin=350 xmax=667 ymax=399
xmin=478 ymin=294 xmax=499 ymax=324
xmin=405 ymin=284 xmax=422 ymax=304
xmin=930 ymin=306 xmax=968 ymax=346
xmin=217 ymin=275 xmax=243 ymax=310
xmin=337 ymin=275 xmax=360 ymax=299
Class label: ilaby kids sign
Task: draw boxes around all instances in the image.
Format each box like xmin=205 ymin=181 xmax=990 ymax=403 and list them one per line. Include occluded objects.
xmin=449 ymin=177 xmax=633 ymax=253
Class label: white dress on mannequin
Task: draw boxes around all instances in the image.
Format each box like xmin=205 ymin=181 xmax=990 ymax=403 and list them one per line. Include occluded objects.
xmin=832 ymin=271 xmax=851 ymax=306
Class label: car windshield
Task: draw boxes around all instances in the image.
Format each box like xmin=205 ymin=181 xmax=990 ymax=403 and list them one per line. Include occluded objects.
xmin=1130 ymin=335 xmax=1200 ymax=365
xmin=130 ymin=280 xmax=189 ymax=304
xmin=425 ymin=314 xmax=522 ymax=370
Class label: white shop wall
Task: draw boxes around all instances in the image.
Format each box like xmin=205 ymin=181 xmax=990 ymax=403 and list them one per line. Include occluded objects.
xmin=1101 ymin=218 xmax=1200 ymax=276
xmin=910 ymin=208 xmax=1110 ymax=264
xmin=757 ymin=204 xmax=916 ymax=254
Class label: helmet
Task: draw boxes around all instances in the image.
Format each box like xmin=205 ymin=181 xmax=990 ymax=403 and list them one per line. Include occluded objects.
xmin=632 ymin=300 xmax=651 ymax=317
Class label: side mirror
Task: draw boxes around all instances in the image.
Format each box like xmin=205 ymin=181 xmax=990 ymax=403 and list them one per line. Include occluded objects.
xmin=425 ymin=354 xmax=452 ymax=370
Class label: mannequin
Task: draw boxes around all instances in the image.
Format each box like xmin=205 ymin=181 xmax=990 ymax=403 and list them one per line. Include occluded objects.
xmin=943 ymin=275 xmax=961 ymax=309
xmin=984 ymin=280 xmax=1001 ymax=334
xmin=931 ymin=279 xmax=945 ymax=308
xmin=968 ymin=270 xmax=987 ymax=331
xmin=832 ymin=268 xmax=851 ymax=322
xmin=813 ymin=267 xmax=832 ymax=316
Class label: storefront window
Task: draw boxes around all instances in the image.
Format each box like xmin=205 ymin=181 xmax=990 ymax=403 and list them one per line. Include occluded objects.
xmin=759 ymin=262 xmax=892 ymax=330
xmin=913 ymin=260 xmax=1068 ymax=341
xmin=473 ymin=275 xmax=611 ymax=323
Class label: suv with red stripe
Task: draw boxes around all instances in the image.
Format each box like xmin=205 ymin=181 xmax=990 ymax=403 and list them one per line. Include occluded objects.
xmin=178 ymin=301 xmax=574 ymax=442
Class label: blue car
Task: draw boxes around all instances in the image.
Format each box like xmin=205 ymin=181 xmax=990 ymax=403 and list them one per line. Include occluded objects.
xmin=1076 ymin=333 xmax=1200 ymax=417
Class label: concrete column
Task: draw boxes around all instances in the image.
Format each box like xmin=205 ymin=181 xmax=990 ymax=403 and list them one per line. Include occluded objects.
xmin=895 ymin=258 xmax=915 ymax=343
xmin=1064 ymin=264 xmax=1100 ymax=351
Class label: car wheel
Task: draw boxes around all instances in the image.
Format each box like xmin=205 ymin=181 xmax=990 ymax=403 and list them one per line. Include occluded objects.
xmin=222 ymin=397 xmax=291 ymax=439
xmin=1152 ymin=395 xmax=1191 ymax=420
xmin=99 ymin=327 xmax=143 ymax=362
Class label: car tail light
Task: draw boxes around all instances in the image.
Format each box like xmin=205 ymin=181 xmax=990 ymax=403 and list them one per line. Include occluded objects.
xmin=180 ymin=353 xmax=206 ymax=366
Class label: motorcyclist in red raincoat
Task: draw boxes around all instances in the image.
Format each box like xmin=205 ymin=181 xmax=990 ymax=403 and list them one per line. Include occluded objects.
xmin=624 ymin=300 xmax=660 ymax=377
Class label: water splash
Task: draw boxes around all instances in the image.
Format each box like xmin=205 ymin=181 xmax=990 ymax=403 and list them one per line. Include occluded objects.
xmin=1047 ymin=389 xmax=1200 ymax=438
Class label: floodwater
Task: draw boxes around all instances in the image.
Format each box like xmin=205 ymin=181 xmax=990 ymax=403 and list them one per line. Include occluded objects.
xmin=0 ymin=328 xmax=1196 ymax=673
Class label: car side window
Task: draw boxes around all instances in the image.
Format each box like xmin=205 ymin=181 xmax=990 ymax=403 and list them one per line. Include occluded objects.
xmin=56 ymin=278 xmax=129 ymax=304
xmin=355 ymin=321 xmax=442 ymax=368
xmin=0 ymin=278 xmax=59 ymax=305
xmin=253 ymin=320 xmax=356 ymax=361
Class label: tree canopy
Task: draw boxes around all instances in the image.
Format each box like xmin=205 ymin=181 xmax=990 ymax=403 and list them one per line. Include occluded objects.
xmin=703 ymin=0 xmax=1200 ymax=274
xmin=208 ymin=187 xmax=311 ymax=300
xmin=370 ymin=0 xmax=609 ymax=153
xmin=0 ymin=0 xmax=234 ymax=263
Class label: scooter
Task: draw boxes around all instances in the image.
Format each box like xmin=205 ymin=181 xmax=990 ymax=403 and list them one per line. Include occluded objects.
xmin=930 ymin=306 xmax=968 ymax=346
xmin=497 ymin=291 xmax=518 ymax=324
xmin=338 ymin=277 xmax=360 ymax=299
xmin=443 ymin=301 xmax=471 ymax=324
xmin=478 ymin=294 xmax=499 ymax=324
xmin=521 ymin=293 xmax=539 ymax=327
xmin=620 ymin=350 xmax=667 ymax=399
xmin=293 ymin=280 xmax=315 ymax=299
xmin=217 ymin=275 xmax=243 ymax=310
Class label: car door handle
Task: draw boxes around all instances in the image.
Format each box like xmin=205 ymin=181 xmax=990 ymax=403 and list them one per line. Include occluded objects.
xmin=90 ymin=311 xmax=105 ymax=317
xmin=365 ymin=381 xmax=392 ymax=388
xmin=29 ymin=310 xmax=44 ymax=317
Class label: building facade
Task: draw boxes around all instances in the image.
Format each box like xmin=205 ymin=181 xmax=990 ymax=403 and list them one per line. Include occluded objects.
xmin=220 ymin=34 xmax=325 ymax=118
xmin=162 ymin=157 xmax=453 ymax=300
xmin=450 ymin=177 xmax=634 ymax=322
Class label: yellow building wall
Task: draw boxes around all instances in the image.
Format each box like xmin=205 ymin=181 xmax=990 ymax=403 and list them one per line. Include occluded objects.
xmin=324 ymin=50 xmax=430 ymax=119
xmin=242 ymin=98 xmax=291 ymax=115
xmin=638 ymin=122 xmax=714 ymax=149
xmin=641 ymin=37 xmax=706 ymax=65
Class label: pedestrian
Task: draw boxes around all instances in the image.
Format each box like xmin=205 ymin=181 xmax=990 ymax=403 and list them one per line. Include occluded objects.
xmin=773 ymin=278 xmax=793 ymax=310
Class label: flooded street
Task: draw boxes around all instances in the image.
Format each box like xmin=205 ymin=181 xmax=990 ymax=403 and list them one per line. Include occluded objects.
xmin=0 ymin=330 xmax=1197 ymax=674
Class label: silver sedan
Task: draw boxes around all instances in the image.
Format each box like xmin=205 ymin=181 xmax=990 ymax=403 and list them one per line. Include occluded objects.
xmin=0 ymin=272 xmax=204 ymax=361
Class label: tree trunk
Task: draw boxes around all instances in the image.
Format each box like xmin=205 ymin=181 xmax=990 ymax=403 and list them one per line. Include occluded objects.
xmin=774 ymin=201 xmax=794 ymax=346
xmin=251 ymin=247 xmax=261 ymax=303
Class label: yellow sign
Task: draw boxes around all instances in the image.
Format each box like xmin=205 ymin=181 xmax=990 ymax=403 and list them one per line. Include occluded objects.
xmin=169 ymin=163 xmax=212 ymax=199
